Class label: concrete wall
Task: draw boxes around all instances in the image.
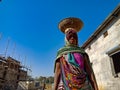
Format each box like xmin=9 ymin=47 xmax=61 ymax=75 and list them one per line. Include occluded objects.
xmin=84 ymin=10 xmax=120 ymax=90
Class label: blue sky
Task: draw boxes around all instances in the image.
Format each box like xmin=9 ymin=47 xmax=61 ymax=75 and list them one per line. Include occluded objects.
xmin=0 ymin=0 xmax=120 ymax=78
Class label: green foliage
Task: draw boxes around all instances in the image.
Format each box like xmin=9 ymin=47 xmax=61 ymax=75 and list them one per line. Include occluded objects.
xmin=35 ymin=76 xmax=54 ymax=84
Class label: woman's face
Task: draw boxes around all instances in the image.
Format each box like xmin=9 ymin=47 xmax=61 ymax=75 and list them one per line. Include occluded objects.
xmin=68 ymin=35 xmax=77 ymax=45
xmin=66 ymin=29 xmax=78 ymax=45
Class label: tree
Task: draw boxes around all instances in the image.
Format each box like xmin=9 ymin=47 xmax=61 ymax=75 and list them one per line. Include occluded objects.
xmin=35 ymin=76 xmax=54 ymax=84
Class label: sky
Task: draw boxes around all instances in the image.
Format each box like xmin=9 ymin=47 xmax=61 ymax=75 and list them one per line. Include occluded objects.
xmin=0 ymin=0 xmax=120 ymax=78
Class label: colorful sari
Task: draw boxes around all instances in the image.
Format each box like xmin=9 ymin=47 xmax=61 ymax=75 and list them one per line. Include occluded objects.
xmin=54 ymin=29 xmax=94 ymax=90
xmin=57 ymin=52 xmax=93 ymax=90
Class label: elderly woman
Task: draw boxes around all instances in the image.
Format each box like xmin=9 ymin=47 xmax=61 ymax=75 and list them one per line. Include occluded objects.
xmin=54 ymin=18 xmax=98 ymax=90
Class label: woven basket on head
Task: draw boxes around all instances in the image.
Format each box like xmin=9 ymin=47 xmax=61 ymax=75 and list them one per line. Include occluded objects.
xmin=58 ymin=17 xmax=84 ymax=33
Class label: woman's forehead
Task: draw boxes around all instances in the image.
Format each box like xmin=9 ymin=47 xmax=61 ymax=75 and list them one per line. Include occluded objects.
xmin=65 ymin=29 xmax=77 ymax=35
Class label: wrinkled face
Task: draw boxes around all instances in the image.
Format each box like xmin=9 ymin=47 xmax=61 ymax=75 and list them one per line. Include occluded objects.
xmin=66 ymin=29 xmax=78 ymax=45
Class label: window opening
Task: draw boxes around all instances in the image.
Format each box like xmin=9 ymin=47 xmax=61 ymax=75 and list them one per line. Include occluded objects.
xmin=103 ymin=31 xmax=108 ymax=38
xmin=111 ymin=51 xmax=120 ymax=74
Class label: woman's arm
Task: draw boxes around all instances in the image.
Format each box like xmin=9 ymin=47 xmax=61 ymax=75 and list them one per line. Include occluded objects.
xmin=84 ymin=53 xmax=98 ymax=90
xmin=53 ymin=60 xmax=61 ymax=90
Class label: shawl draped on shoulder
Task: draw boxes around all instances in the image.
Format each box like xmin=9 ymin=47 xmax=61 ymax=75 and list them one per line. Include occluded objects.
xmin=56 ymin=45 xmax=86 ymax=60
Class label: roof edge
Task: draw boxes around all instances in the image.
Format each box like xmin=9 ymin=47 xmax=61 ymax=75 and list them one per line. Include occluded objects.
xmin=82 ymin=4 xmax=120 ymax=49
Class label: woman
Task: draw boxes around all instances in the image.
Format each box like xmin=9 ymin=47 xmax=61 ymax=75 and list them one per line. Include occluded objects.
xmin=54 ymin=27 xmax=98 ymax=90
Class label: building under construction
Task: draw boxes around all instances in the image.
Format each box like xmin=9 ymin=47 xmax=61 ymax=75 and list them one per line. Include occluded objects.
xmin=0 ymin=56 xmax=27 ymax=90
